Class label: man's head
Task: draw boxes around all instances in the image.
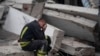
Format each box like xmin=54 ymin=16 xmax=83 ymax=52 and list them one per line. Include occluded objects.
xmin=38 ymin=18 xmax=47 ymax=31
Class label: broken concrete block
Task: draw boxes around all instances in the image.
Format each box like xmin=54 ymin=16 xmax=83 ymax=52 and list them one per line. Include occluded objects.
xmin=7 ymin=0 xmax=32 ymax=4
xmin=0 ymin=46 xmax=34 ymax=56
xmin=43 ymin=9 xmax=96 ymax=42
xmin=45 ymin=3 xmax=99 ymax=21
xmin=3 ymin=7 xmax=35 ymax=35
xmin=47 ymin=0 xmax=55 ymax=4
xmin=43 ymin=9 xmax=96 ymax=29
xmin=30 ymin=0 xmax=47 ymax=19
xmin=89 ymin=0 xmax=99 ymax=8
xmin=45 ymin=24 xmax=64 ymax=50
xmin=60 ymin=37 xmax=95 ymax=56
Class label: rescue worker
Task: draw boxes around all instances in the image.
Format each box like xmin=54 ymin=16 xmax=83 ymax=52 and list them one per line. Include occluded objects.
xmin=18 ymin=18 xmax=51 ymax=56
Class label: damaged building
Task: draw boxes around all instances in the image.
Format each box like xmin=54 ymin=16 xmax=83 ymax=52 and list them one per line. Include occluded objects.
xmin=0 ymin=0 xmax=100 ymax=56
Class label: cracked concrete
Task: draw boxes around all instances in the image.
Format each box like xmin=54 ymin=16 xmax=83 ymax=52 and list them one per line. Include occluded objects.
xmin=0 ymin=28 xmax=19 ymax=46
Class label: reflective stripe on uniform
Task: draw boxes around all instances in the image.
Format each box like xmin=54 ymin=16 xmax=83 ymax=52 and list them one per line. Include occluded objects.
xmin=37 ymin=50 xmax=46 ymax=56
xmin=20 ymin=42 xmax=30 ymax=47
xmin=37 ymin=53 xmax=45 ymax=56
xmin=21 ymin=27 xmax=28 ymax=39
xmin=45 ymin=35 xmax=48 ymax=40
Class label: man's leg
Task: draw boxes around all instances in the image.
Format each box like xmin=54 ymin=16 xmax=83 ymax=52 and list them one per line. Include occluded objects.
xmin=37 ymin=40 xmax=48 ymax=56
xmin=22 ymin=40 xmax=48 ymax=56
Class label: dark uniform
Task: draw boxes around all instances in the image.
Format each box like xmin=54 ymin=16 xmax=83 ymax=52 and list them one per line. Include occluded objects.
xmin=18 ymin=20 xmax=51 ymax=56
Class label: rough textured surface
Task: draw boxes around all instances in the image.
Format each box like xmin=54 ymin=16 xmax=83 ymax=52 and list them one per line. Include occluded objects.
xmin=43 ymin=9 xmax=96 ymax=29
xmin=45 ymin=3 xmax=99 ymax=21
xmin=7 ymin=0 xmax=32 ymax=4
xmin=96 ymin=52 xmax=100 ymax=56
xmin=30 ymin=0 xmax=46 ymax=19
xmin=0 ymin=28 xmax=19 ymax=46
xmin=0 ymin=46 xmax=34 ymax=56
xmin=61 ymin=37 xmax=95 ymax=56
xmin=89 ymin=0 xmax=99 ymax=8
xmin=45 ymin=24 xmax=64 ymax=49
xmin=43 ymin=9 xmax=96 ymax=42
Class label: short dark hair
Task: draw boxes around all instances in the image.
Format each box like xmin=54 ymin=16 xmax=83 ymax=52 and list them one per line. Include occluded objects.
xmin=38 ymin=18 xmax=46 ymax=22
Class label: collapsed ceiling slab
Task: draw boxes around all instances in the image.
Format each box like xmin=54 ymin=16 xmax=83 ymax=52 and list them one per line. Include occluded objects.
xmin=45 ymin=3 xmax=99 ymax=21
xmin=43 ymin=9 xmax=96 ymax=42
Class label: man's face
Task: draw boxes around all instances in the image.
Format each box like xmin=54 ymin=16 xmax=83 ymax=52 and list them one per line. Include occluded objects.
xmin=39 ymin=20 xmax=47 ymax=31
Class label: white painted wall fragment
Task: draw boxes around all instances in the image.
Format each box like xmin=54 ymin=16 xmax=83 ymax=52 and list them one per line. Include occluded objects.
xmin=3 ymin=7 xmax=35 ymax=35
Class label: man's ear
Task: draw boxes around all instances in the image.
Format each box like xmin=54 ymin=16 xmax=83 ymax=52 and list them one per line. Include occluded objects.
xmin=42 ymin=24 xmax=47 ymax=31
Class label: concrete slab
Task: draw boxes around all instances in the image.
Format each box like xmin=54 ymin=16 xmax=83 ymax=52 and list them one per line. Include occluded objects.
xmin=43 ymin=9 xmax=96 ymax=29
xmin=61 ymin=37 xmax=95 ymax=56
xmin=7 ymin=0 xmax=32 ymax=4
xmin=45 ymin=24 xmax=64 ymax=50
xmin=45 ymin=3 xmax=99 ymax=21
xmin=30 ymin=0 xmax=47 ymax=19
xmin=43 ymin=9 xmax=96 ymax=42
xmin=3 ymin=7 xmax=35 ymax=35
xmin=0 ymin=28 xmax=19 ymax=46
xmin=89 ymin=0 xmax=99 ymax=8
xmin=0 ymin=46 xmax=34 ymax=56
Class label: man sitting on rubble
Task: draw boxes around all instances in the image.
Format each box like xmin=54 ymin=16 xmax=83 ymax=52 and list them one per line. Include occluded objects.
xmin=18 ymin=18 xmax=51 ymax=56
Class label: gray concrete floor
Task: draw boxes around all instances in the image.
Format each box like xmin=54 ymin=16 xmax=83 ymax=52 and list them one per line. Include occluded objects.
xmin=0 ymin=28 xmax=19 ymax=46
